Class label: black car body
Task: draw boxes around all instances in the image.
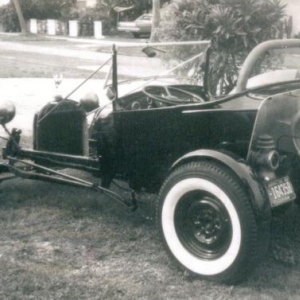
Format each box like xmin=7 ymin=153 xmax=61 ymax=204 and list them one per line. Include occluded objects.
xmin=1 ymin=39 xmax=300 ymax=284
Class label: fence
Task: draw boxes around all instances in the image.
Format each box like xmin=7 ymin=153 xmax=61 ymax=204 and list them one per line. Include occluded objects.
xmin=28 ymin=19 xmax=103 ymax=39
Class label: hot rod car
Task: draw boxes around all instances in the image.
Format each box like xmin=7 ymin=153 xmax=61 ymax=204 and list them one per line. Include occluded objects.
xmin=1 ymin=39 xmax=300 ymax=284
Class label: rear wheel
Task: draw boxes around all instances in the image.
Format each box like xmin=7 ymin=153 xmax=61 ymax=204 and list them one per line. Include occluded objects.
xmin=156 ymin=161 xmax=262 ymax=284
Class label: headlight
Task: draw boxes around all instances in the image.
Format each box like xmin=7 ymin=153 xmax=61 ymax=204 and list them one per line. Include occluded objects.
xmin=0 ymin=100 xmax=16 ymax=125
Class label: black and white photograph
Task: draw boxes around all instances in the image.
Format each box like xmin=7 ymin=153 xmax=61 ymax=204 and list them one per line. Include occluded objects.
xmin=1 ymin=0 xmax=300 ymax=299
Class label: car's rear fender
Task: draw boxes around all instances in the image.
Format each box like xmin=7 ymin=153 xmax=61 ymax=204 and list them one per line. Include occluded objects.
xmin=170 ymin=149 xmax=271 ymax=223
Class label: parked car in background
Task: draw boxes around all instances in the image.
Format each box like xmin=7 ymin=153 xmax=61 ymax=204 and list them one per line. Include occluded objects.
xmin=117 ymin=14 xmax=152 ymax=38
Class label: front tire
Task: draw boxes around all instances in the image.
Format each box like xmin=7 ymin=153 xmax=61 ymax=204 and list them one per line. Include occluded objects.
xmin=156 ymin=161 xmax=261 ymax=284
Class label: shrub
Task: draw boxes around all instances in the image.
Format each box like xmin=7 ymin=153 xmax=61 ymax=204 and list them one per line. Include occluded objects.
xmin=19 ymin=0 xmax=77 ymax=20
xmin=78 ymin=8 xmax=114 ymax=36
xmin=0 ymin=0 xmax=77 ymax=32
xmin=0 ymin=4 xmax=20 ymax=32
xmin=158 ymin=0 xmax=288 ymax=95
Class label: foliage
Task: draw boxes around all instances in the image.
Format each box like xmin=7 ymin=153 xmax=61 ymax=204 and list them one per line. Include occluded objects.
xmin=17 ymin=0 xmax=77 ymax=20
xmin=96 ymin=0 xmax=149 ymax=28
xmin=77 ymin=8 xmax=114 ymax=36
xmin=96 ymin=0 xmax=169 ymax=24
xmin=0 ymin=0 xmax=170 ymax=34
xmin=0 ymin=4 xmax=20 ymax=32
xmin=158 ymin=0 xmax=288 ymax=95
xmin=0 ymin=0 xmax=77 ymax=32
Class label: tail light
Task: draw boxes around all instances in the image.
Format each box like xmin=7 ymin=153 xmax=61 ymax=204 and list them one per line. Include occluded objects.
xmin=249 ymin=135 xmax=280 ymax=178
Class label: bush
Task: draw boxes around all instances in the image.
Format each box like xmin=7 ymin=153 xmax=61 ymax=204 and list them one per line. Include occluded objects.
xmin=78 ymin=8 xmax=114 ymax=36
xmin=158 ymin=0 xmax=288 ymax=95
xmin=0 ymin=0 xmax=77 ymax=32
xmin=0 ymin=4 xmax=20 ymax=32
xmin=19 ymin=0 xmax=77 ymax=20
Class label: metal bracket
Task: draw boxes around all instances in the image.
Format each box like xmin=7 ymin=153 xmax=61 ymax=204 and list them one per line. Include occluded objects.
xmin=6 ymin=156 xmax=138 ymax=210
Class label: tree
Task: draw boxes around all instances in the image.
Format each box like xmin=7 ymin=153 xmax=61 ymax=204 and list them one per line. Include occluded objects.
xmin=0 ymin=0 xmax=78 ymax=32
xmin=150 ymin=0 xmax=160 ymax=41
xmin=12 ymin=0 xmax=27 ymax=33
xmin=150 ymin=0 xmax=170 ymax=41
xmin=158 ymin=0 xmax=287 ymax=95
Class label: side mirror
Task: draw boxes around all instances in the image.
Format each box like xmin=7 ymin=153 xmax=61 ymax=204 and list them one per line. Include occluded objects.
xmin=142 ymin=46 xmax=157 ymax=58
xmin=106 ymin=87 xmax=116 ymax=101
xmin=142 ymin=46 xmax=166 ymax=58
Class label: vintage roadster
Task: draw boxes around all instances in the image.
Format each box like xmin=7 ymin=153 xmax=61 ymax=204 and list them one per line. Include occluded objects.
xmin=1 ymin=39 xmax=300 ymax=284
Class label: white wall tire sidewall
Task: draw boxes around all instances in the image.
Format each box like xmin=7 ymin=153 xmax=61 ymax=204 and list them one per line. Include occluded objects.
xmin=161 ymin=178 xmax=242 ymax=276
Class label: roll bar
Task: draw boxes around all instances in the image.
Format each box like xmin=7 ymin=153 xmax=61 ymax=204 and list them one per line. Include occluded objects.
xmin=235 ymin=39 xmax=300 ymax=93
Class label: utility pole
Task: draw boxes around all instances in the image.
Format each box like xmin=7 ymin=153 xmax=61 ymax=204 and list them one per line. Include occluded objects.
xmin=12 ymin=0 xmax=27 ymax=34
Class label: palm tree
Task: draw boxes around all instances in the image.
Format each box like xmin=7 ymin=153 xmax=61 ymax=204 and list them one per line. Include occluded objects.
xmin=150 ymin=0 xmax=160 ymax=41
xmin=12 ymin=0 xmax=27 ymax=33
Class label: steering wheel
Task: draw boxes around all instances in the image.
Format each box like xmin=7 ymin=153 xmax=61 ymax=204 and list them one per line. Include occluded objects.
xmin=142 ymin=85 xmax=205 ymax=107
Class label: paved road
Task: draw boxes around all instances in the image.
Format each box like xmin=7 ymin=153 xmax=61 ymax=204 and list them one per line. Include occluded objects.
xmin=0 ymin=37 xmax=167 ymax=77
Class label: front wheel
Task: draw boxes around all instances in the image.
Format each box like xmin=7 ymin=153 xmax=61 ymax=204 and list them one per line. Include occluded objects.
xmin=156 ymin=161 xmax=262 ymax=284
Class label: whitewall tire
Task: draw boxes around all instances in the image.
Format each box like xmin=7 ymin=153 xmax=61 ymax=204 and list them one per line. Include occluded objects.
xmin=156 ymin=161 xmax=260 ymax=284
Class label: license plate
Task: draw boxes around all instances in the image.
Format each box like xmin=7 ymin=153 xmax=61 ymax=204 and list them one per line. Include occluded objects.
xmin=267 ymin=176 xmax=296 ymax=207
